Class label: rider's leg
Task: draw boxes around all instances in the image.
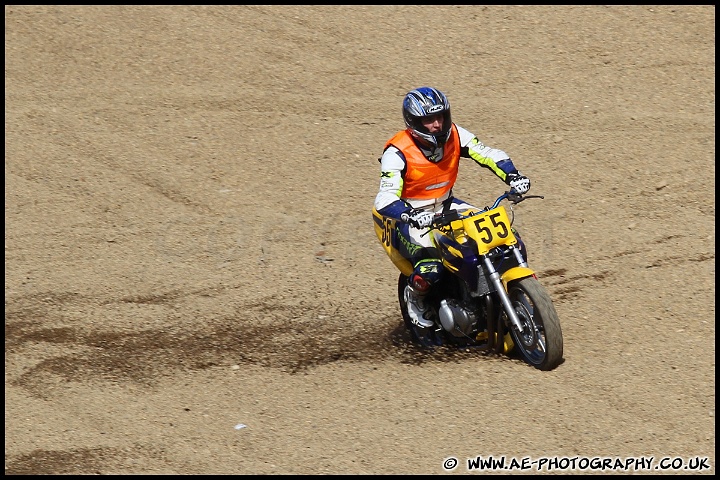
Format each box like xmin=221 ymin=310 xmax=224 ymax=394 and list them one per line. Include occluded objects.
xmin=397 ymin=219 xmax=444 ymax=328
xmin=404 ymin=258 xmax=443 ymax=328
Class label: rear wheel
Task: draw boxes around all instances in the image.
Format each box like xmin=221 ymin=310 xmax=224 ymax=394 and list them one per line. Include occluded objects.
xmin=505 ymin=277 xmax=563 ymax=370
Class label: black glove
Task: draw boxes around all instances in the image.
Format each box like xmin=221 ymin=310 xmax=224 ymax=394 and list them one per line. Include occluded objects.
xmin=507 ymin=173 xmax=531 ymax=194
xmin=400 ymin=209 xmax=434 ymax=228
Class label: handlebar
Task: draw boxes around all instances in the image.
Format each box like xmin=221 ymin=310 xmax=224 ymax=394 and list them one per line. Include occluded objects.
xmin=421 ymin=190 xmax=545 ymax=235
xmin=491 ymin=190 xmax=545 ymax=209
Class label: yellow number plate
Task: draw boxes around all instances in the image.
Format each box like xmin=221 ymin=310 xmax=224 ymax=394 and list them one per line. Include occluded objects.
xmin=463 ymin=206 xmax=516 ymax=255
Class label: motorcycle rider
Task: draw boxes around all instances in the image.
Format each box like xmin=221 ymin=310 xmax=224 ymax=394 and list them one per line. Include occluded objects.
xmin=374 ymin=86 xmax=531 ymax=332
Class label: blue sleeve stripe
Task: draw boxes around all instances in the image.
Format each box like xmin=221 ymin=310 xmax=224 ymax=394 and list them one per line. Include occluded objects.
xmin=377 ymin=200 xmax=410 ymax=220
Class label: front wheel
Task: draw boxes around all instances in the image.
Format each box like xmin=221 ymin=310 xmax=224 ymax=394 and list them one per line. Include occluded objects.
xmin=505 ymin=277 xmax=563 ymax=370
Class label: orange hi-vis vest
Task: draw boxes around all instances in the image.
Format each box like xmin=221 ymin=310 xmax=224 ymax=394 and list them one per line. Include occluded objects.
xmin=384 ymin=125 xmax=461 ymax=201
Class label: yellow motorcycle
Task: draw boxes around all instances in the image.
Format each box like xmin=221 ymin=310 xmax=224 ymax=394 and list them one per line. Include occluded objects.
xmin=373 ymin=190 xmax=564 ymax=371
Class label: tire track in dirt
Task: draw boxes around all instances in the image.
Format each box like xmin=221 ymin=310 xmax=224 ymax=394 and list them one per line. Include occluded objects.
xmin=7 ymin=292 xmax=525 ymax=402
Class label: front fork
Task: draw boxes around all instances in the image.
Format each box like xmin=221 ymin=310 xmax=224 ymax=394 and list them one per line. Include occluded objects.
xmin=481 ymin=245 xmax=530 ymax=335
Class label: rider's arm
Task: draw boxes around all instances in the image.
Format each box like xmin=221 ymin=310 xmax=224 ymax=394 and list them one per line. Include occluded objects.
xmin=456 ymin=124 xmax=521 ymax=182
xmin=374 ymin=146 xmax=413 ymax=220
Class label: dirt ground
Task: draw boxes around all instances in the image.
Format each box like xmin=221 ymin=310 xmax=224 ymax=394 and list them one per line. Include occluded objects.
xmin=4 ymin=5 xmax=715 ymax=475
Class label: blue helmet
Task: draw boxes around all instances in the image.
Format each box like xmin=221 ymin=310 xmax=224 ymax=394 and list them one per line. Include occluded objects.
xmin=402 ymin=86 xmax=452 ymax=148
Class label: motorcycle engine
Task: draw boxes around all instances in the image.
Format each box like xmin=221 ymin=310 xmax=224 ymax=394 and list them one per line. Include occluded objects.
xmin=438 ymin=298 xmax=479 ymax=337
